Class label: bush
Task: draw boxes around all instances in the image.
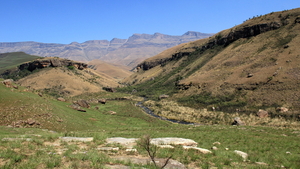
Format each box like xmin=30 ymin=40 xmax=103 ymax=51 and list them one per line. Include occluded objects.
xmin=67 ymin=65 xmax=75 ymax=70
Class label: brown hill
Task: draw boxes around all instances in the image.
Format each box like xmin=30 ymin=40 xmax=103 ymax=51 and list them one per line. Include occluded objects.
xmin=6 ymin=57 xmax=120 ymax=97
xmin=122 ymin=8 xmax=300 ymax=115
xmin=0 ymin=32 xmax=213 ymax=68
xmin=88 ymin=59 xmax=133 ymax=80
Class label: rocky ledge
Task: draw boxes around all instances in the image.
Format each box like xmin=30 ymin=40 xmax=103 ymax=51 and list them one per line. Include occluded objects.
xmin=137 ymin=15 xmax=299 ymax=71
xmin=19 ymin=57 xmax=88 ymax=71
xmin=1 ymin=57 xmax=88 ymax=77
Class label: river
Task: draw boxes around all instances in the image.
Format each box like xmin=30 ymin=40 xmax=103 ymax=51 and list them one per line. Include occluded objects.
xmin=136 ymin=99 xmax=195 ymax=125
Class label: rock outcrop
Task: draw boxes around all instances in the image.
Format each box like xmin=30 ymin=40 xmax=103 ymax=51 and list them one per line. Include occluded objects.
xmin=19 ymin=58 xmax=88 ymax=71
xmin=137 ymin=21 xmax=284 ymax=71
xmin=74 ymin=100 xmax=90 ymax=108
xmin=2 ymin=79 xmax=13 ymax=87
xmin=232 ymin=117 xmax=246 ymax=126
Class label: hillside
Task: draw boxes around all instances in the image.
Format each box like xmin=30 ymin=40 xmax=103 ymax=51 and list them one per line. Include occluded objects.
xmin=121 ymin=8 xmax=300 ymax=118
xmin=87 ymin=59 xmax=132 ymax=80
xmin=0 ymin=31 xmax=213 ymax=67
xmin=1 ymin=56 xmax=119 ymax=97
xmin=0 ymin=52 xmax=42 ymax=74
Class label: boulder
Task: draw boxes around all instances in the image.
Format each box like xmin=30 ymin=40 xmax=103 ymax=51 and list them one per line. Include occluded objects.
xmin=151 ymin=137 xmax=197 ymax=146
xmin=212 ymin=146 xmax=218 ymax=150
xmin=97 ymin=147 xmax=120 ymax=151
xmin=276 ymin=107 xmax=289 ymax=113
xmin=109 ymin=111 xmax=117 ymax=115
xmin=247 ymin=73 xmax=254 ymax=78
xmin=159 ymin=94 xmax=169 ymax=100
xmin=3 ymin=79 xmax=13 ymax=87
xmin=232 ymin=117 xmax=246 ymax=126
xmin=70 ymin=104 xmax=86 ymax=112
xmin=26 ymin=118 xmax=36 ymax=125
xmin=106 ymin=137 xmax=138 ymax=148
xmin=50 ymin=58 xmax=62 ymax=67
xmin=257 ymin=109 xmax=268 ymax=118
xmin=57 ymin=97 xmax=66 ymax=102
xmin=2 ymin=138 xmax=32 ymax=141
xmin=76 ymin=99 xmax=90 ymax=108
xmin=213 ymin=142 xmax=221 ymax=145
xmin=103 ymin=87 xmax=116 ymax=92
xmin=98 ymin=99 xmax=106 ymax=104
xmin=59 ymin=137 xmax=93 ymax=142
xmin=183 ymin=146 xmax=212 ymax=154
xmin=234 ymin=150 xmax=248 ymax=161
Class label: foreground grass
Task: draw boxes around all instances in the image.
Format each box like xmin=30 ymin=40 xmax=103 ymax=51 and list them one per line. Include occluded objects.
xmin=0 ymin=123 xmax=300 ymax=168
xmin=1 ymin=82 xmax=300 ymax=168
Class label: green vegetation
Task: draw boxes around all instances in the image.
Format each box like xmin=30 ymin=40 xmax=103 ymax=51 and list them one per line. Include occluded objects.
xmin=177 ymin=92 xmax=247 ymax=112
xmin=1 ymin=8 xmax=300 ymax=168
xmin=1 ymin=78 xmax=299 ymax=168
xmin=0 ymin=52 xmax=41 ymax=74
xmin=67 ymin=65 xmax=75 ymax=70
xmin=119 ymin=45 xmax=224 ymax=101
xmin=0 ymin=124 xmax=300 ymax=168
xmin=1 ymin=66 xmax=43 ymax=81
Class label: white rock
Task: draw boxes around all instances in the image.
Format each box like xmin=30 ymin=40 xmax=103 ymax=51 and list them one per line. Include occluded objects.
xmin=157 ymin=145 xmax=174 ymax=149
xmin=106 ymin=137 xmax=138 ymax=148
xmin=212 ymin=146 xmax=218 ymax=150
xmin=213 ymin=141 xmax=221 ymax=145
xmin=125 ymin=148 xmax=137 ymax=152
xmin=2 ymin=138 xmax=32 ymax=141
xmin=255 ymin=162 xmax=268 ymax=165
xmin=59 ymin=137 xmax=93 ymax=142
xmin=97 ymin=147 xmax=119 ymax=151
xmin=183 ymin=146 xmax=212 ymax=154
xmin=151 ymin=137 xmax=197 ymax=146
xmin=234 ymin=150 xmax=248 ymax=160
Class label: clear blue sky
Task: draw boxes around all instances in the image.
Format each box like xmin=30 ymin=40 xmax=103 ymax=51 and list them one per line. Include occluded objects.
xmin=1 ymin=0 xmax=299 ymax=44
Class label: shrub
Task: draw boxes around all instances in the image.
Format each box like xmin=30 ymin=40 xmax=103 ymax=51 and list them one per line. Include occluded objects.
xmin=67 ymin=65 xmax=75 ymax=70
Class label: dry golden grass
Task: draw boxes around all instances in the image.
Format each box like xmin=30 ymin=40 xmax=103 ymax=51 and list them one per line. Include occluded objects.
xmin=123 ymin=8 xmax=300 ymax=113
xmin=143 ymin=99 xmax=300 ymax=128
xmin=88 ymin=59 xmax=132 ymax=80
xmin=17 ymin=67 xmax=119 ymax=97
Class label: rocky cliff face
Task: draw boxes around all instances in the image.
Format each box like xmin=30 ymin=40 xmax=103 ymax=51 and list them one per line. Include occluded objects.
xmin=137 ymin=20 xmax=288 ymax=71
xmin=1 ymin=57 xmax=88 ymax=77
xmin=19 ymin=58 xmax=88 ymax=71
xmin=0 ymin=32 xmax=213 ymax=67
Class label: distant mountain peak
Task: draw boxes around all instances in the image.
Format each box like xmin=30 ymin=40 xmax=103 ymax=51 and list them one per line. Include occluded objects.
xmin=0 ymin=31 xmax=214 ymax=67
xmin=183 ymin=31 xmax=214 ymax=37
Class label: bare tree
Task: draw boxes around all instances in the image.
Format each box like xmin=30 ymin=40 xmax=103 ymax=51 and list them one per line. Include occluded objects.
xmin=137 ymin=135 xmax=172 ymax=169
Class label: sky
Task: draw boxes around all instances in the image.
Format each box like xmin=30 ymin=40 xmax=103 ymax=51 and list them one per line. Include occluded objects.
xmin=1 ymin=0 xmax=299 ymax=44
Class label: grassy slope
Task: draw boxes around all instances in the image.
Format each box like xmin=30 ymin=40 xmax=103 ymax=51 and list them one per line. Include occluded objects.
xmin=0 ymin=52 xmax=41 ymax=74
xmin=16 ymin=66 xmax=120 ymax=97
xmin=121 ymin=8 xmax=300 ymax=115
xmin=88 ymin=59 xmax=132 ymax=80
xmin=0 ymin=80 xmax=300 ymax=168
xmin=0 ymin=81 xmax=167 ymax=132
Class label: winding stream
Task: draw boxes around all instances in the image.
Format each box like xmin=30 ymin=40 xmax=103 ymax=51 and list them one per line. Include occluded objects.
xmin=136 ymin=99 xmax=195 ymax=125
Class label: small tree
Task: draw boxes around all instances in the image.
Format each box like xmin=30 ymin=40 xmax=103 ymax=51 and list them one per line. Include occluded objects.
xmin=137 ymin=135 xmax=172 ymax=169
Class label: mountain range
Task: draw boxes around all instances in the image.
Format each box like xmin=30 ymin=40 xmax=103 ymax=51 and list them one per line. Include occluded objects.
xmin=0 ymin=31 xmax=213 ymax=68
